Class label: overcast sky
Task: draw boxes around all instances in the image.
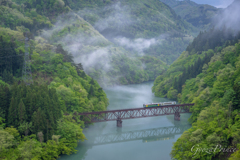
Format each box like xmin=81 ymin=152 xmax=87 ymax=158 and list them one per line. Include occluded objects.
xmin=190 ymin=0 xmax=234 ymax=8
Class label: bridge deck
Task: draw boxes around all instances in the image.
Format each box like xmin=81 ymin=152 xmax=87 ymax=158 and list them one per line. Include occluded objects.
xmin=78 ymin=104 xmax=194 ymax=124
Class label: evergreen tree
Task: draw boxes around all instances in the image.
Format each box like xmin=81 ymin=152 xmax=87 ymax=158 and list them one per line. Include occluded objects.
xmin=88 ymin=85 xmax=95 ymax=98
xmin=55 ymin=44 xmax=74 ymax=63
xmin=76 ymin=63 xmax=83 ymax=70
xmin=233 ymin=83 xmax=240 ymax=110
xmin=32 ymin=107 xmax=46 ymax=136
xmin=90 ymin=78 xmax=95 ymax=85
xmin=18 ymin=121 xmax=33 ymax=136
xmin=8 ymin=97 xmax=18 ymax=127
xmin=25 ymin=89 xmax=33 ymax=122
xmin=18 ymin=99 xmax=26 ymax=124
xmin=0 ymin=85 xmax=10 ymax=120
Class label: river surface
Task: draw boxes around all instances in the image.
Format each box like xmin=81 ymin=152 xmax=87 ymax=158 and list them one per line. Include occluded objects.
xmin=59 ymin=81 xmax=191 ymax=160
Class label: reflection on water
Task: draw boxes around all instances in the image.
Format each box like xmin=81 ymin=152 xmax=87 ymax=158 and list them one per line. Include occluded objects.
xmin=86 ymin=125 xmax=191 ymax=146
xmin=59 ymin=82 xmax=191 ymax=160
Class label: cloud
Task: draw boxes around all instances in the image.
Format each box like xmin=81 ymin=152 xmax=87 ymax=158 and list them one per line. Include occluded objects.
xmin=213 ymin=0 xmax=240 ymax=33
xmin=40 ymin=12 xmax=113 ymax=78
xmin=114 ymin=37 xmax=158 ymax=53
xmin=92 ymin=2 xmax=135 ymax=32
xmin=215 ymin=0 xmax=234 ymax=8
xmin=39 ymin=3 xmax=172 ymax=86
xmin=74 ymin=47 xmax=111 ymax=72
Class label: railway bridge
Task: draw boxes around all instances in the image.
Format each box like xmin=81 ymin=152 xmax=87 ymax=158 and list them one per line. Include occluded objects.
xmin=78 ymin=104 xmax=194 ymax=127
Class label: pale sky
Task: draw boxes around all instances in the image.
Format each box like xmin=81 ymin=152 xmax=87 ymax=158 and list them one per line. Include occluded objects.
xmin=190 ymin=0 xmax=234 ymax=8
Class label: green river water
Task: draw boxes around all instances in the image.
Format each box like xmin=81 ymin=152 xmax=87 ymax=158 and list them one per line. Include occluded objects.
xmin=59 ymin=81 xmax=191 ymax=160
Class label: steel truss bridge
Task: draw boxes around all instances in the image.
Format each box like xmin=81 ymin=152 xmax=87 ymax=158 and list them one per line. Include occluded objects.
xmin=78 ymin=104 xmax=194 ymax=127
xmin=90 ymin=125 xmax=191 ymax=145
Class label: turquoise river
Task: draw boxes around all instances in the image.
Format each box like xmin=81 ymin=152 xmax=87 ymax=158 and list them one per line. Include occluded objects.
xmin=59 ymin=81 xmax=191 ymax=160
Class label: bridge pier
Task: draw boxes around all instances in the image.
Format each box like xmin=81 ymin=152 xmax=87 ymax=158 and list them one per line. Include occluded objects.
xmin=174 ymin=112 xmax=180 ymax=121
xmin=117 ymin=119 xmax=122 ymax=127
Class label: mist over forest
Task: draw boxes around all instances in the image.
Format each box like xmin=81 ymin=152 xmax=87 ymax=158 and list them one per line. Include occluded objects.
xmin=1 ymin=0 xmax=240 ymax=159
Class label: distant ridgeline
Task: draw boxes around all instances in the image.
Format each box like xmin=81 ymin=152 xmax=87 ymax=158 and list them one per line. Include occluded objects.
xmin=36 ymin=0 xmax=199 ymax=86
xmin=75 ymin=0 xmax=198 ymax=63
xmin=159 ymin=0 xmax=220 ymax=30
xmin=153 ymin=0 xmax=240 ymax=159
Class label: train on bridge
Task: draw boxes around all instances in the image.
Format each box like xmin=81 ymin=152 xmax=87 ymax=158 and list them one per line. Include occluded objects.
xmin=143 ymin=101 xmax=176 ymax=108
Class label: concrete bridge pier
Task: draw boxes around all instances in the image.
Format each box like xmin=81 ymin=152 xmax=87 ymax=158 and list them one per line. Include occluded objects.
xmin=174 ymin=112 xmax=180 ymax=121
xmin=117 ymin=118 xmax=122 ymax=127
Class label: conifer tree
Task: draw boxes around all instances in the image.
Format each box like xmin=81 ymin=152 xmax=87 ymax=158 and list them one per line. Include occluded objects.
xmin=32 ymin=107 xmax=46 ymax=135
xmin=0 ymin=85 xmax=10 ymax=120
xmin=233 ymin=83 xmax=240 ymax=110
xmin=90 ymin=78 xmax=95 ymax=85
xmin=25 ymin=90 xmax=33 ymax=122
xmin=88 ymin=85 xmax=95 ymax=98
xmin=8 ymin=97 xmax=18 ymax=127
xmin=18 ymin=99 xmax=26 ymax=124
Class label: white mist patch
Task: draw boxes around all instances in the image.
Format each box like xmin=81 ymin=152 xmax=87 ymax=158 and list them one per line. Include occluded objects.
xmin=114 ymin=37 xmax=158 ymax=53
xmin=74 ymin=48 xmax=111 ymax=72
xmin=215 ymin=0 xmax=234 ymax=8
xmin=214 ymin=0 xmax=240 ymax=33
xmin=93 ymin=2 xmax=135 ymax=32
xmin=41 ymin=12 xmax=81 ymax=39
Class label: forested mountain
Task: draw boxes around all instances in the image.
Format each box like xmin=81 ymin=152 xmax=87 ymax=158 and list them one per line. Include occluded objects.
xmin=153 ymin=0 xmax=240 ymax=159
xmin=160 ymin=0 xmax=220 ymax=29
xmin=35 ymin=0 xmax=198 ymax=85
xmin=4 ymin=0 xmax=177 ymax=86
xmin=40 ymin=12 xmax=168 ymax=86
xmin=73 ymin=0 xmax=198 ymax=64
xmin=2 ymin=0 xmax=240 ymax=159
xmin=0 ymin=0 xmax=110 ymax=159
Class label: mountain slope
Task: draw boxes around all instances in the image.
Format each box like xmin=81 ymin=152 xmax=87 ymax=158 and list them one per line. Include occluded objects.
xmin=67 ymin=0 xmax=198 ymax=64
xmin=0 ymin=2 xmax=109 ymax=158
xmin=170 ymin=36 xmax=240 ymax=160
xmin=152 ymin=1 xmax=240 ymax=159
xmin=41 ymin=12 xmax=168 ymax=86
xmin=7 ymin=0 xmax=169 ymax=86
xmin=160 ymin=0 xmax=220 ymax=29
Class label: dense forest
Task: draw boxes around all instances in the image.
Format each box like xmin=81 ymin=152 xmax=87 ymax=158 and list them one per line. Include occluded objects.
xmin=0 ymin=29 xmax=109 ymax=159
xmin=0 ymin=0 xmax=109 ymax=159
xmin=152 ymin=1 xmax=240 ymax=159
xmin=169 ymin=35 xmax=240 ymax=160
xmin=1 ymin=0 xmax=240 ymax=159
xmin=1 ymin=0 xmax=201 ymax=86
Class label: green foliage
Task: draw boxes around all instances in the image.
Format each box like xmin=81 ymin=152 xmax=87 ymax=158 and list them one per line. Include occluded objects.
xmin=0 ymin=20 xmax=109 ymax=160
xmin=17 ymin=138 xmax=42 ymax=160
xmin=18 ymin=122 xmax=33 ymax=136
xmin=229 ymin=147 xmax=240 ymax=160
xmin=159 ymin=34 xmax=240 ymax=159
xmin=56 ymin=114 xmax=86 ymax=153
xmin=139 ymin=55 xmax=168 ymax=80
xmin=0 ymin=32 xmax=24 ymax=82
xmin=186 ymin=30 xmax=240 ymax=54
xmin=0 ymin=117 xmax=5 ymax=129
xmin=152 ymin=49 xmax=214 ymax=99
xmin=40 ymin=139 xmax=59 ymax=159
xmin=0 ymin=130 xmax=15 ymax=154
xmin=167 ymin=87 xmax=178 ymax=100
xmin=160 ymin=0 xmax=219 ymax=29
xmin=75 ymin=0 xmax=197 ymax=64
xmin=232 ymin=82 xmax=240 ymax=110
xmin=0 ymin=0 xmax=52 ymax=32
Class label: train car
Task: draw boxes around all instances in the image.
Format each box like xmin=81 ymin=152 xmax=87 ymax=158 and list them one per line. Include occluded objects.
xmin=143 ymin=101 xmax=176 ymax=108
